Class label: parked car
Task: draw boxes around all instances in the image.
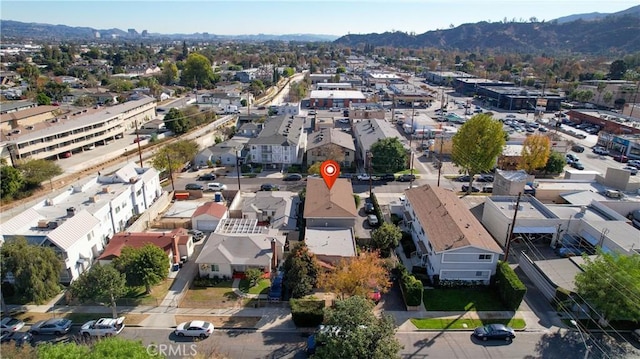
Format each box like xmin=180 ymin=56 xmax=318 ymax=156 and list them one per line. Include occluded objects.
xmin=188 ymin=229 xmax=205 ymax=242
xmin=571 ymin=145 xmax=585 ymax=153
xmin=570 ymin=162 xmax=585 ymax=170
xmin=197 ymin=173 xmax=216 ymax=181
xmin=397 ymin=174 xmax=416 ymax=182
xmin=477 ymin=174 xmax=494 ymax=183
xmin=364 ymin=202 xmax=375 ymax=214
xmin=356 ymin=174 xmax=371 ymax=181
xmin=456 ymin=175 xmax=472 ymax=182
xmin=367 ymin=214 xmax=379 ymax=227
xmin=538 ymin=127 xmax=549 ymax=132
xmin=461 ymin=185 xmax=480 ymax=193
xmin=614 ymin=154 xmax=629 ymax=163
xmin=380 ymin=174 xmax=396 ymax=181
xmin=0 ymin=331 xmax=32 ymax=347
xmin=206 ymin=183 xmax=227 ymax=191
xmin=0 ymin=317 xmax=25 ymax=335
xmin=632 ymin=329 xmax=640 ymax=343
xmin=80 ymin=317 xmax=125 ymax=337
xmin=565 ymin=154 xmax=579 ymax=163
xmin=472 ymin=324 xmax=515 ymax=341
xmin=185 ymin=183 xmax=204 ymax=191
xmin=29 ymin=318 xmax=73 ymax=335
xmin=61 ymin=152 xmax=72 ymax=158
xmin=174 ymin=321 xmax=214 ymax=339
xmin=482 ymin=185 xmax=493 ymax=193
xmin=623 ymin=166 xmax=638 ymax=175
xmin=260 ymin=183 xmax=279 ymax=191
xmin=592 ymin=147 xmax=609 ymax=155
xmin=627 ymin=160 xmax=640 ymax=169
xmin=283 ymin=173 xmax=303 ymax=181
xmin=132 ymin=135 xmax=149 ymax=143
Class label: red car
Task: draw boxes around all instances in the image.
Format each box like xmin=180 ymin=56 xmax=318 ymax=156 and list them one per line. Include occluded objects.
xmin=370 ymin=288 xmax=381 ymax=303
xmin=613 ymin=154 xmax=628 ymax=163
xmin=61 ymin=152 xmax=72 ymax=158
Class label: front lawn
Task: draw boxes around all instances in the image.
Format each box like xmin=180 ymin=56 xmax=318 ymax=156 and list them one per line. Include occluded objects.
xmin=423 ymin=288 xmax=507 ymax=311
xmin=239 ymin=278 xmax=270 ymax=295
xmin=116 ymin=279 xmax=173 ymax=306
xmin=180 ymin=280 xmax=241 ymax=308
xmin=411 ymin=317 xmax=526 ymax=330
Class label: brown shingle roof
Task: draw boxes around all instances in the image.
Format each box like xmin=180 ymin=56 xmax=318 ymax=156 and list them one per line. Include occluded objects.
xmin=97 ymin=231 xmax=179 ymax=260
xmin=405 ymin=184 xmax=503 ymax=253
xmin=303 ymin=178 xmax=357 ymax=218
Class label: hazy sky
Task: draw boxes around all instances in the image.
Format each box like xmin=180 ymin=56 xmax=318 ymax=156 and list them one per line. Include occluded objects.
xmin=1 ymin=0 xmax=638 ymax=36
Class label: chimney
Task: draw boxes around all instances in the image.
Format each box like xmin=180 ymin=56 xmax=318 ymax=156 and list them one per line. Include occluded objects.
xmin=66 ymin=207 xmax=76 ymax=217
xmin=270 ymin=238 xmax=278 ymax=272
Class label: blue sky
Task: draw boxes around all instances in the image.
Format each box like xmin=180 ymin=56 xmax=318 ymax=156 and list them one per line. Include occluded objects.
xmin=1 ymin=0 xmax=638 ymax=36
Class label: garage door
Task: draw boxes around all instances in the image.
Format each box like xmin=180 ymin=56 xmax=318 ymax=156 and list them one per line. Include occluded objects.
xmin=196 ymin=220 xmax=217 ymax=231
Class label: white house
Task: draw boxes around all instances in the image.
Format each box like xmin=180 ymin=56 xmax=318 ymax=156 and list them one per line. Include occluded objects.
xmin=227 ymin=191 xmax=299 ymax=233
xmin=404 ymin=185 xmax=503 ymax=285
xmin=247 ymin=115 xmax=307 ymax=168
xmin=0 ymin=162 xmax=162 ymax=283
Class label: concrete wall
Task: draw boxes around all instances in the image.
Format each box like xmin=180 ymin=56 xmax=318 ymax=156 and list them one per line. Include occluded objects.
xmin=127 ymin=191 xmax=172 ymax=232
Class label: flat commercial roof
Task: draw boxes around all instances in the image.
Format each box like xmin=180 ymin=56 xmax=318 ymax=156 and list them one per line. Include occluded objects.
xmin=309 ymin=90 xmax=366 ymax=100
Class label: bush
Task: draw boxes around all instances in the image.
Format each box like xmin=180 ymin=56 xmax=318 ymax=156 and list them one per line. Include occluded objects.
xmin=290 ymin=298 xmax=324 ymax=327
xmin=494 ymin=261 xmax=526 ymax=310
xmin=397 ymin=264 xmax=423 ymax=307
xmin=400 ymin=232 xmax=416 ymax=258
xmin=1 ymin=282 xmax=15 ymax=297
xmin=554 ymin=287 xmax=573 ymax=312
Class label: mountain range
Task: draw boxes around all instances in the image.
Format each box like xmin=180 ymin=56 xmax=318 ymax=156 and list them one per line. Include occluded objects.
xmin=1 ymin=5 xmax=639 ymax=54
xmin=333 ymin=5 xmax=640 ymax=54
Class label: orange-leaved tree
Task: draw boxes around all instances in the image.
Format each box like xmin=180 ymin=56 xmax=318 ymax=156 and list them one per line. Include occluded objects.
xmin=519 ymin=134 xmax=551 ymax=173
xmin=320 ymin=251 xmax=391 ymax=300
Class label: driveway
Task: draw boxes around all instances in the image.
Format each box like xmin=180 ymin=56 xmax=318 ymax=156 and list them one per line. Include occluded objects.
xmin=354 ymin=195 xmax=374 ymax=240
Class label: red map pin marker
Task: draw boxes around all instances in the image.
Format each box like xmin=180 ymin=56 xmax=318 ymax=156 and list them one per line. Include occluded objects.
xmin=320 ymin=160 xmax=340 ymax=190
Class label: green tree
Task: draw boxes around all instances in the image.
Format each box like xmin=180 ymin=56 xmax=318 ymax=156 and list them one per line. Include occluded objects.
xmin=315 ymin=296 xmax=402 ymax=359
xmin=151 ymin=139 xmax=199 ymax=174
xmin=36 ymin=92 xmax=52 ymax=105
xmin=283 ymin=242 xmax=319 ymax=299
xmin=0 ymin=237 xmax=61 ymax=304
xmin=163 ymin=108 xmax=189 ymax=134
xmin=248 ymin=80 xmax=266 ymax=96
xmin=574 ymin=252 xmax=640 ymax=323
xmin=43 ymin=81 xmax=70 ymax=102
xmin=181 ymin=53 xmax=218 ymax=88
xmin=244 ymin=268 xmax=263 ymax=287
xmin=159 ymin=62 xmax=179 ymax=86
xmin=0 ymin=164 xmax=24 ymax=200
xmin=36 ymin=341 xmax=89 ymax=358
xmin=519 ymin=134 xmax=551 ymax=173
xmin=370 ymin=138 xmax=407 ymax=173
xmin=113 ymin=245 xmax=169 ymax=294
xmin=282 ymin=67 xmax=295 ymax=77
xmin=307 ymin=162 xmax=321 ymax=175
xmin=69 ymin=264 xmax=126 ymax=318
xmin=544 ymin=151 xmax=566 ymax=175
xmin=608 ymin=60 xmax=627 ymax=80
xmin=17 ymin=159 xmax=63 ymax=187
xmin=336 ymin=66 xmax=346 ymax=74
xmin=370 ymin=223 xmax=402 ymax=257
xmin=320 ymin=251 xmax=390 ymax=300
xmin=452 ymin=114 xmax=506 ymax=193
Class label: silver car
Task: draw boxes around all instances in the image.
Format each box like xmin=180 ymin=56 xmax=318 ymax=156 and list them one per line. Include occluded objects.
xmin=30 ymin=318 xmax=72 ymax=335
xmin=0 ymin=317 xmax=25 ymax=335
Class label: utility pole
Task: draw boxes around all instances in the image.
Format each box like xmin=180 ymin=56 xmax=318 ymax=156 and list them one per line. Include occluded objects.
xmin=409 ymin=101 xmax=416 ymax=188
xmin=236 ymin=150 xmax=242 ymax=192
xmin=367 ymin=150 xmax=373 ymax=198
xmin=165 ymin=153 xmax=175 ymax=192
xmin=437 ymin=135 xmax=444 ymax=187
xmin=134 ymin=120 xmax=143 ymax=167
xmin=504 ymin=192 xmax=522 ymax=261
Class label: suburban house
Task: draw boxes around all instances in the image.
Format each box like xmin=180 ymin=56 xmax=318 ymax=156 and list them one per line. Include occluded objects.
xmin=227 ymin=191 xmax=299 ymax=233
xmin=404 ymin=185 xmax=503 ymax=285
xmin=0 ymin=162 xmax=162 ymax=283
xmin=306 ymin=128 xmax=356 ymax=168
xmin=194 ymin=140 xmax=244 ymax=167
xmin=96 ymin=229 xmax=193 ymax=266
xmin=247 ymin=115 xmax=307 ymax=168
xmin=304 ymin=227 xmax=356 ymax=265
xmin=303 ymin=178 xmax=358 ymax=228
xmin=352 ymin=118 xmax=406 ymax=163
xmin=236 ymin=69 xmax=258 ymax=83
xmin=237 ymin=122 xmax=262 ymax=137
xmin=191 ymin=201 xmax=228 ymax=231
xmin=195 ymin=231 xmax=285 ymax=278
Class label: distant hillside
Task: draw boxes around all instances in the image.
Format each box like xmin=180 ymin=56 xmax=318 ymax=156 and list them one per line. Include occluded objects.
xmin=0 ymin=20 xmax=338 ymax=42
xmin=554 ymin=4 xmax=640 ymax=23
xmin=334 ymin=11 xmax=640 ymax=54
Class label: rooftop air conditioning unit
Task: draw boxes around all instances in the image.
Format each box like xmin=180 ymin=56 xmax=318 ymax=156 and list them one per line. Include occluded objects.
xmin=102 ymin=186 xmax=110 ymax=193
xmin=38 ymin=219 xmax=49 ymax=228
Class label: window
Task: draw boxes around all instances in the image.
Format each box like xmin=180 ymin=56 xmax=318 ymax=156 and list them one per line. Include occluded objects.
xmin=475 ymin=271 xmax=483 ymax=277
xmin=479 ymin=254 xmax=492 ymax=260
xmin=211 ymin=264 xmax=220 ymax=272
xmin=115 ymin=206 xmax=120 ymax=214
xmin=136 ymin=189 xmax=142 ymax=196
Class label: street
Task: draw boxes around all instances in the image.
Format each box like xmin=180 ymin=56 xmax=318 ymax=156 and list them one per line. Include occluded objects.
xmin=115 ymin=327 xmax=639 ymax=359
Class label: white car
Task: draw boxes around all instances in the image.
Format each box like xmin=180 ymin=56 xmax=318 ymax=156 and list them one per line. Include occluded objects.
xmin=174 ymin=321 xmax=214 ymax=339
xmin=1 ymin=317 xmax=25 ymax=335
xmin=356 ymin=174 xmax=371 ymax=181
xmin=206 ymin=182 xmax=227 ymax=191
xmin=80 ymin=317 xmax=125 ymax=337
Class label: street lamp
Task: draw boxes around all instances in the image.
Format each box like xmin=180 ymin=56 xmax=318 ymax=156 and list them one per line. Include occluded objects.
xmin=570 ymin=320 xmax=591 ymax=359
xmin=236 ymin=150 xmax=242 ymax=192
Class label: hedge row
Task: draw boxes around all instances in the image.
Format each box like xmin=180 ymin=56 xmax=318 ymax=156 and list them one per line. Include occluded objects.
xmin=397 ymin=264 xmax=423 ymax=307
xmin=290 ymin=298 xmax=324 ymax=327
xmin=495 ymin=261 xmax=527 ymax=311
